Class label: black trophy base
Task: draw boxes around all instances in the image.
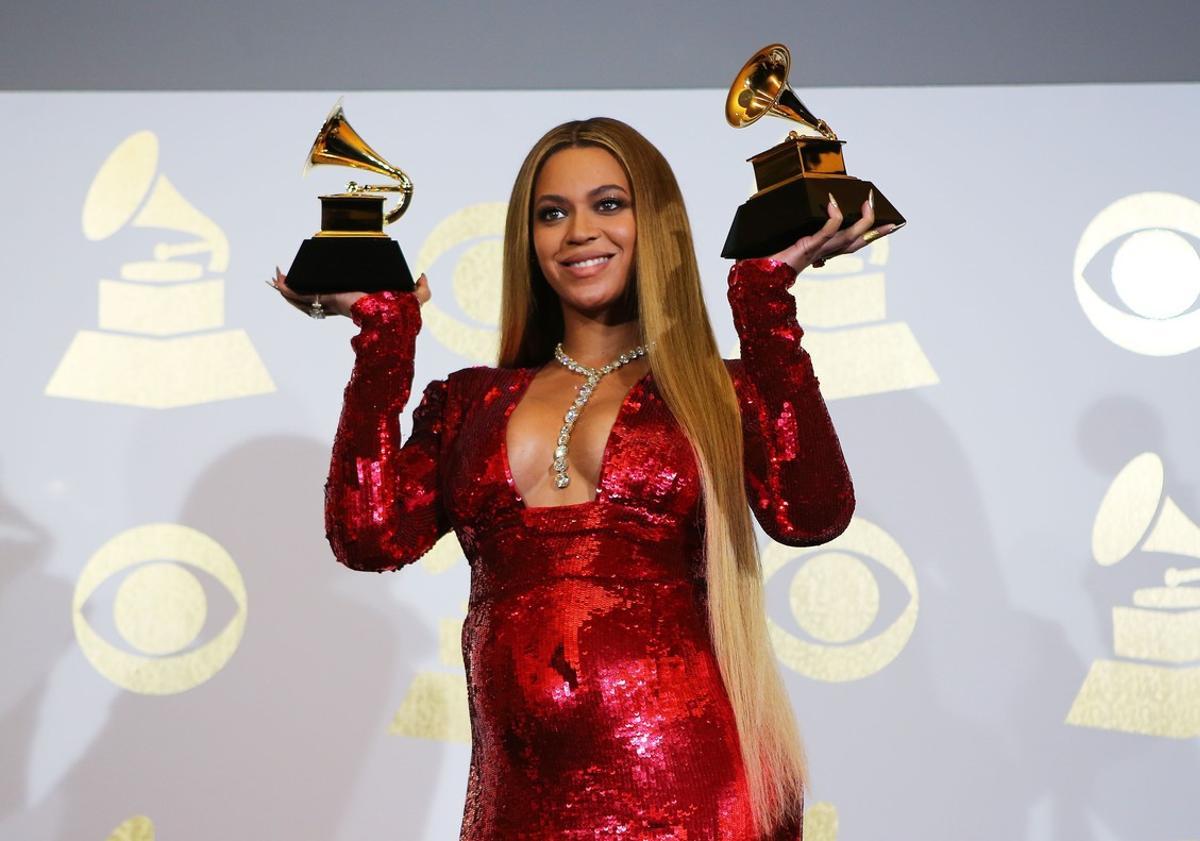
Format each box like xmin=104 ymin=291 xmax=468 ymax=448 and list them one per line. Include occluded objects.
xmin=285 ymin=236 xmax=415 ymax=295
xmin=722 ymin=176 xmax=904 ymax=259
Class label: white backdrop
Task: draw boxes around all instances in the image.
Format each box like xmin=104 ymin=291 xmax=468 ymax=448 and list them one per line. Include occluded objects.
xmin=2 ymin=85 xmax=1199 ymax=840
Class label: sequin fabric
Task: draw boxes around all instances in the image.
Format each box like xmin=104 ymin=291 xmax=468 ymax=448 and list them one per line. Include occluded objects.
xmin=325 ymin=257 xmax=854 ymax=840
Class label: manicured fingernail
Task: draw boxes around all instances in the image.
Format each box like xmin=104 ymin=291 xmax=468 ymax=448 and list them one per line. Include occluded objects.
xmin=868 ymin=188 xmax=875 ymax=210
xmin=893 ymin=221 xmax=906 ymax=231
xmin=828 ymin=192 xmax=839 ymax=210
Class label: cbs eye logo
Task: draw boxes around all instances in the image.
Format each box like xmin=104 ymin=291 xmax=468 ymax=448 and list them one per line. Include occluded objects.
xmin=762 ymin=516 xmax=919 ymax=682
xmin=1074 ymin=191 xmax=1200 ymax=356
xmin=415 ymin=202 xmax=508 ymax=363
xmin=72 ymin=524 xmax=247 ymax=695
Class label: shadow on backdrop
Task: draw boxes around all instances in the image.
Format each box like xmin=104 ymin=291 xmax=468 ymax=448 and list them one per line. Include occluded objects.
xmin=14 ymin=437 xmax=443 ymax=840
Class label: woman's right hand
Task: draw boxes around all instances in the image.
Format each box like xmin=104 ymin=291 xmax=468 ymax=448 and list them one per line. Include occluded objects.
xmin=269 ymin=267 xmax=430 ymax=317
xmin=768 ymin=191 xmax=900 ymax=274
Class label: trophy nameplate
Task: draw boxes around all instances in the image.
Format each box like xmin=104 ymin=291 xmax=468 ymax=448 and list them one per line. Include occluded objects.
xmin=721 ymin=44 xmax=905 ymax=259
xmin=285 ymin=99 xmax=415 ymax=295
xmin=316 ymin=194 xmax=391 ymax=236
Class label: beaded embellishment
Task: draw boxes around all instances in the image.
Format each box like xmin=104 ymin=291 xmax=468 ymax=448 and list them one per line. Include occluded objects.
xmin=550 ymin=341 xmax=651 ymax=489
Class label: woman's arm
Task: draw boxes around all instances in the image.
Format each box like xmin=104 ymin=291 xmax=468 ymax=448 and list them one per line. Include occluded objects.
xmin=726 ymin=256 xmax=855 ymax=546
xmin=324 ymin=290 xmax=452 ymax=572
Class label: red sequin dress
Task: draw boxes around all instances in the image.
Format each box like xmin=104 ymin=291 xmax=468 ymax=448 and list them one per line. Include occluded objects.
xmin=325 ymin=257 xmax=854 ymax=840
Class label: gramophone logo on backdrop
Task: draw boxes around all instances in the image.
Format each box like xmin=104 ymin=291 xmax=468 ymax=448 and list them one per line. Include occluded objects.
xmin=388 ymin=533 xmax=472 ymax=742
xmin=786 ymin=235 xmax=938 ymax=400
xmin=1067 ymin=452 xmax=1200 ymax=738
xmin=390 ymin=598 xmax=471 ymax=744
xmin=104 ymin=814 xmax=155 ymax=841
xmin=45 ymin=130 xmax=274 ymax=408
xmin=1074 ymin=191 xmax=1200 ymax=356
xmin=720 ymin=226 xmax=937 ymax=401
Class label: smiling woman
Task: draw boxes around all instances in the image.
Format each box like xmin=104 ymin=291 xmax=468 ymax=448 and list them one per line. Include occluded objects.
xmin=531 ymin=147 xmax=636 ymax=306
xmin=305 ymin=116 xmax=895 ymax=840
xmin=511 ymin=145 xmax=646 ymax=503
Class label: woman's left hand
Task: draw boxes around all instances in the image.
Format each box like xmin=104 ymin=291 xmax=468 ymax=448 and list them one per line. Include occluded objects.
xmin=769 ymin=189 xmax=901 ymax=273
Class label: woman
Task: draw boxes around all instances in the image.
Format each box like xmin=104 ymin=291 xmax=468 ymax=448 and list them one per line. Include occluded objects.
xmin=274 ymin=117 xmax=896 ymax=840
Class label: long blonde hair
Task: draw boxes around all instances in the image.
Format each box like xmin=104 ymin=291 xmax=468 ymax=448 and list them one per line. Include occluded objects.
xmin=497 ymin=117 xmax=807 ymax=837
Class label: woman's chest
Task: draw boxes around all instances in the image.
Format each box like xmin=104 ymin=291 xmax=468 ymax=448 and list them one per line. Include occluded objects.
xmin=441 ymin=367 xmax=702 ymax=530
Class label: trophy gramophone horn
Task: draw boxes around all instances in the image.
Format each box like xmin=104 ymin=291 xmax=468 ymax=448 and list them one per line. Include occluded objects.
xmin=726 ymin=44 xmax=837 ymax=141
xmin=303 ymin=98 xmax=414 ymax=225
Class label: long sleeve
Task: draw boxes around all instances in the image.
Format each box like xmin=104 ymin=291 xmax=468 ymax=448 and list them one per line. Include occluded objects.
xmin=727 ymin=256 xmax=855 ymax=546
xmin=324 ymin=290 xmax=451 ymax=572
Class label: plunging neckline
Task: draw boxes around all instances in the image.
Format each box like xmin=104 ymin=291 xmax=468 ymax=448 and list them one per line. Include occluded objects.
xmin=501 ymin=363 xmax=654 ymax=512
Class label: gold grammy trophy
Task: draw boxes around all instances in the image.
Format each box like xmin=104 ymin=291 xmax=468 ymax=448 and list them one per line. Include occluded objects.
xmin=285 ymin=98 xmax=416 ymax=294
xmin=722 ymin=44 xmax=905 ymax=259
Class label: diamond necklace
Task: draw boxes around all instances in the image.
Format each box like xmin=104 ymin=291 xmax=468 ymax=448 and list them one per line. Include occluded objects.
xmin=549 ymin=340 xmax=652 ymax=490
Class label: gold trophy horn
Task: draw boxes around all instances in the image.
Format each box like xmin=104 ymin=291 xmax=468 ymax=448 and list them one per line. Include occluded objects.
xmin=726 ymin=44 xmax=836 ymax=140
xmin=304 ymin=98 xmax=414 ymax=226
xmin=721 ymin=43 xmax=904 ymax=259
xmin=285 ymin=97 xmax=416 ymax=295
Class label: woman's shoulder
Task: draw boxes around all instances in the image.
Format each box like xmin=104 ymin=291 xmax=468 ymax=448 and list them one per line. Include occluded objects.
xmin=444 ymin=363 xmax=527 ymax=383
xmin=444 ymin=360 xmax=743 ymax=397
xmin=413 ymin=365 xmax=522 ymax=433
xmin=438 ymin=363 xmax=528 ymax=400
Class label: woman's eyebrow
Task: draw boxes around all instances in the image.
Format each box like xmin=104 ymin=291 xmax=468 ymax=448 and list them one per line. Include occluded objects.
xmin=534 ymin=184 xmax=629 ymax=204
xmin=589 ymin=184 xmax=628 ymax=196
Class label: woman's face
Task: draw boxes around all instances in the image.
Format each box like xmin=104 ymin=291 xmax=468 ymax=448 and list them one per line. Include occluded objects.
xmin=531 ymin=145 xmax=636 ymax=318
